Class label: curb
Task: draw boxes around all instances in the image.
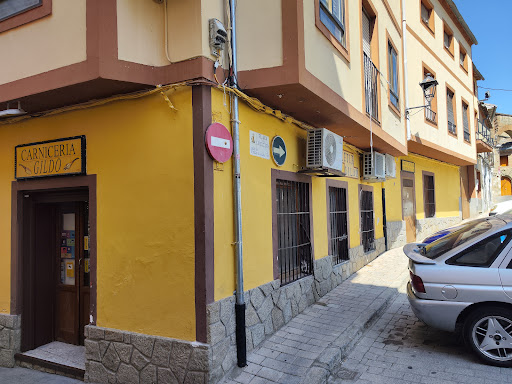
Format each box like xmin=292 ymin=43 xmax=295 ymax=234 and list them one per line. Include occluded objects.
xmin=302 ymin=272 xmax=410 ymax=384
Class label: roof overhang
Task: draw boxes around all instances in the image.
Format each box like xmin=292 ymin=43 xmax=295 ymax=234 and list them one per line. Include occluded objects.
xmin=444 ymin=0 xmax=478 ymax=45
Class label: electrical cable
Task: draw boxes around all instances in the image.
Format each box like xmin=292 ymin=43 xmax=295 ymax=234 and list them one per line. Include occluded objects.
xmin=478 ymin=86 xmax=512 ymax=92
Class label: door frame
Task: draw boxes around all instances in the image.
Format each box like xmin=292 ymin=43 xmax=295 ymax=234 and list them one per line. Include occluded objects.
xmin=11 ymin=175 xmax=97 ymax=351
xmin=401 ymin=170 xmax=416 ymax=242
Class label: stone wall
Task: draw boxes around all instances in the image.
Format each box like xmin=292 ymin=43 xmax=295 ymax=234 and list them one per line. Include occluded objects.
xmin=0 ymin=314 xmax=21 ymax=368
xmin=84 ymin=325 xmax=209 ymax=384
xmin=416 ymin=216 xmax=461 ymax=242
xmin=386 ymin=221 xmax=406 ymax=248
xmin=207 ymin=238 xmax=385 ymax=383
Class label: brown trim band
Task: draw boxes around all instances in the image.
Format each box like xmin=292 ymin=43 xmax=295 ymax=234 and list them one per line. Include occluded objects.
xmin=0 ymin=0 xmax=52 ymax=34
xmin=408 ymin=135 xmax=476 ymax=166
xmin=192 ymin=85 xmax=214 ymax=344
xmin=10 ymin=175 xmax=97 ymax=325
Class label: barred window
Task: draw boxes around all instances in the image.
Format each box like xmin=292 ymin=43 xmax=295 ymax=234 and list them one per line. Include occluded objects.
xmin=360 ymin=188 xmax=375 ymax=252
xmin=328 ymin=186 xmax=349 ymax=264
xmin=423 ymin=174 xmax=435 ymax=218
xmin=276 ymin=179 xmax=313 ymax=285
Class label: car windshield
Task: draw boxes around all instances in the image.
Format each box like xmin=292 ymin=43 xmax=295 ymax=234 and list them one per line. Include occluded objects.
xmin=422 ymin=219 xmax=501 ymax=259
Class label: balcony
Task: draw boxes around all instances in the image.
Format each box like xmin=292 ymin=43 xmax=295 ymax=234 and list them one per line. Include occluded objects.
xmin=363 ymin=53 xmax=379 ymax=123
xmin=476 ymin=120 xmax=494 ymax=153
xmin=426 ymin=108 xmax=437 ymax=124
xmin=448 ymin=121 xmax=456 ymax=135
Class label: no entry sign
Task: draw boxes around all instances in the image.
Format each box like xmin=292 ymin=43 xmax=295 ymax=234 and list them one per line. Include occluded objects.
xmin=205 ymin=123 xmax=233 ymax=163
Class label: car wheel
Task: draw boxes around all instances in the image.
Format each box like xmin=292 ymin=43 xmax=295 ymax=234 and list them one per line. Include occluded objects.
xmin=464 ymin=307 xmax=512 ymax=367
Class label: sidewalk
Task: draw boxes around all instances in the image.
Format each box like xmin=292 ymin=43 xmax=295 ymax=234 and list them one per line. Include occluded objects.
xmin=222 ymin=247 xmax=410 ymax=384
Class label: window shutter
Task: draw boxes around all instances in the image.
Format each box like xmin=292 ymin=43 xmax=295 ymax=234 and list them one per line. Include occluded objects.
xmin=421 ymin=3 xmax=429 ymax=24
xmin=447 ymin=91 xmax=455 ymax=129
xmin=463 ymin=104 xmax=469 ymax=133
xmin=332 ymin=0 xmax=341 ymax=24
xmin=362 ymin=11 xmax=371 ymax=57
xmin=444 ymin=32 xmax=450 ymax=49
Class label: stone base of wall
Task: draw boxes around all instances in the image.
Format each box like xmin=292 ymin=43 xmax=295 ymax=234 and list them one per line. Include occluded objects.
xmin=416 ymin=216 xmax=461 ymax=241
xmin=386 ymin=221 xmax=406 ymax=249
xmin=84 ymin=325 xmax=209 ymax=384
xmin=208 ymin=238 xmax=386 ymax=383
xmin=0 ymin=314 xmax=21 ymax=368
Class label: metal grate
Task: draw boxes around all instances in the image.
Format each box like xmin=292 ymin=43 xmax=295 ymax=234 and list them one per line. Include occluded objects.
xmin=425 ymin=107 xmax=437 ymax=124
xmin=329 ymin=187 xmax=349 ymax=264
xmin=360 ymin=190 xmax=375 ymax=252
xmin=424 ymin=175 xmax=435 ymax=218
xmin=477 ymin=120 xmax=495 ymax=147
xmin=277 ymin=180 xmax=313 ymax=285
xmin=448 ymin=121 xmax=457 ymax=135
xmin=364 ymin=53 xmax=379 ymax=122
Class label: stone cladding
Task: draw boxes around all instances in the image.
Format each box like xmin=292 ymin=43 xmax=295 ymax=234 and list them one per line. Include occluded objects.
xmin=0 ymin=314 xmax=21 ymax=368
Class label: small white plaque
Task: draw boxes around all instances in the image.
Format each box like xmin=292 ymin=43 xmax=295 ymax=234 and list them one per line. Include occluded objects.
xmin=249 ymin=131 xmax=270 ymax=159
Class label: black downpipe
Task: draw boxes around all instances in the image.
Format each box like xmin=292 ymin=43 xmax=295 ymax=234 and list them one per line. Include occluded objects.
xmin=382 ymin=188 xmax=388 ymax=251
xmin=235 ymin=303 xmax=247 ymax=367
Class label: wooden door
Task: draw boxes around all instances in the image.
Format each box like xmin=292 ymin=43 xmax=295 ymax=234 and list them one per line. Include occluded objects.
xmin=402 ymin=173 xmax=416 ymax=243
xmin=502 ymin=177 xmax=512 ymax=196
xmin=55 ymin=202 xmax=88 ymax=345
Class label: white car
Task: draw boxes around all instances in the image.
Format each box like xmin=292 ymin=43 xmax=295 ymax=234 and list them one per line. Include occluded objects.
xmin=489 ymin=200 xmax=512 ymax=216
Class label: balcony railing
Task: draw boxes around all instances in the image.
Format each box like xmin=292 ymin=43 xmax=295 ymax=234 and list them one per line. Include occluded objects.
xmin=464 ymin=129 xmax=470 ymax=142
xmin=477 ymin=120 xmax=495 ymax=147
xmin=426 ymin=108 xmax=437 ymax=124
xmin=364 ymin=53 xmax=379 ymax=122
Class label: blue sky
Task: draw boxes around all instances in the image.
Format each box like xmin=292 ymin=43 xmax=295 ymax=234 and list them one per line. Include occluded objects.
xmin=456 ymin=0 xmax=512 ymax=114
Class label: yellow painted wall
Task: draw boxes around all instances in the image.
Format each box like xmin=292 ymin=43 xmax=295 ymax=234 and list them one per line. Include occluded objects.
xmin=0 ymin=0 xmax=87 ymax=85
xmin=384 ymin=154 xmax=461 ymax=222
xmin=0 ymin=89 xmax=196 ymax=341
xmin=212 ymin=89 xmax=384 ymax=301
xmin=405 ymin=0 xmax=476 ymax=162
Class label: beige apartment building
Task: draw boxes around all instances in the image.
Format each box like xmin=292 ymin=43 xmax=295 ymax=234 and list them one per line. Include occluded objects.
xmin=0 ymin=1 xmax=486 ymax=383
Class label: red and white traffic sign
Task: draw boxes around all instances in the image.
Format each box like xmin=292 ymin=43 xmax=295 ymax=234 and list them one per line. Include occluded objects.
xmin=205 ymin=123 xmax=233 ymax=163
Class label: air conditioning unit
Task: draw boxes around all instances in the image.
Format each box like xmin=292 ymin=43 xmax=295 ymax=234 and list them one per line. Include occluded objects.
xmin=306 ymin=128 xmax=344 ymax=173
xmin=363 ymin=151 xmax=386 ymax=181
xmin=385 ymin=154 xmax=396 ymax=179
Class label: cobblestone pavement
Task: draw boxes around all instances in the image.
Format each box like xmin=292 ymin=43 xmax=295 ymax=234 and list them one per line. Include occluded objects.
xmin=222 ymin=247 xmax=410 ymax=384
xmin=0 ymin=367 xmax=82 ymax=383
xmin=328 ymin=286 xmax=512 ymax=384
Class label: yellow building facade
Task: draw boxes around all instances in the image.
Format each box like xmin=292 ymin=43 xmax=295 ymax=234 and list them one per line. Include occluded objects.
xmin=0 ymin=0 xmax=483 ymax=383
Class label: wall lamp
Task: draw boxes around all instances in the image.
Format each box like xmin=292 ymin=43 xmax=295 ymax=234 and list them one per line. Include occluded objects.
xmin=405 ymin=73 xmax=439 ymax=117
xmin=0 ymin=101 xmax=26 ymax=119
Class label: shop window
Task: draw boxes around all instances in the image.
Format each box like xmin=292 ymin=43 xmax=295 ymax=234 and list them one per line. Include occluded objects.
xmin=446 ymin=87 xmax=456 ymax=135
xmin=275 ymin=176 xmax=313 ymax=285
xmin=460 ymin=45 xmax=468 ymax=72
xmin=423 ymin=65 xmax=437 ymax=125
xmin=420 ymin=0 xmax=434 ymax=35
xmin=319 ymin=0 xmax=347 ymax=48
xmin=462 ymin=101 xmax=470 ymax=142
xmin=443 ymin=22 xmax=454 ymax=57
xmin=328 ymin=183 xmax=349 ymax=264
xmin=501 ymin=156 xmax=509 ymax=167
xmin=423 ymin=173 xmax=435 ymax=218
xmin=388 ymin=38 xmax=399 ymax=112
xmin=360 ymin=186 xmax=375 ymax=253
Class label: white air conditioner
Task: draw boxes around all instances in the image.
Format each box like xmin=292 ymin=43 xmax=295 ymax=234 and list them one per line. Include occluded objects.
xmin=306 ymin=128 xmax=344 ymax=173
xmin=363 ymin=151 xmax=386 ymax=181
xmin=385 ymin=154 xmax=396 ymax=179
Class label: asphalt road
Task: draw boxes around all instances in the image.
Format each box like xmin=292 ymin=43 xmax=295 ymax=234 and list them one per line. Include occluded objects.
xmin=329 ymin=287 xmax=512 ymax=384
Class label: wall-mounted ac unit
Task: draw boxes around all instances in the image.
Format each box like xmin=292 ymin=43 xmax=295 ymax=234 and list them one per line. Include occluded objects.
xmin=385 ymin=154 xmax=396 ymax=179
xmin=306 ymin=128 xmax=343 ymax=173
xmin=363 ymin=151 xmax=386 ymax=181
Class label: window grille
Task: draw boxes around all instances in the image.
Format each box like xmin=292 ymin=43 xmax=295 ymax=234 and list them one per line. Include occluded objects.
xmin=447 ymin=90 xmax=456 ymax=134
xmin=329 ymin=187 xmax=349 ymax=264
xmin=319 ymin=0 xmax=346 ymax=46
xmin=424 ymin=175 xmax=435 ymax=218
xmin=276 ymin=179 xmax=313 ymax=285
xmin=364 ymin=53 xmax=379 ymax=122
xmin=360 ymin=190 xmax=375 ymax=253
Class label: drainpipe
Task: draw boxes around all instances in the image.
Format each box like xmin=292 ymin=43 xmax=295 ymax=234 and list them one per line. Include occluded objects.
xmin=402 ymin=0 xmax=411 ymax=141
xmin=229 ymin=0 xmax=247 ymax=368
